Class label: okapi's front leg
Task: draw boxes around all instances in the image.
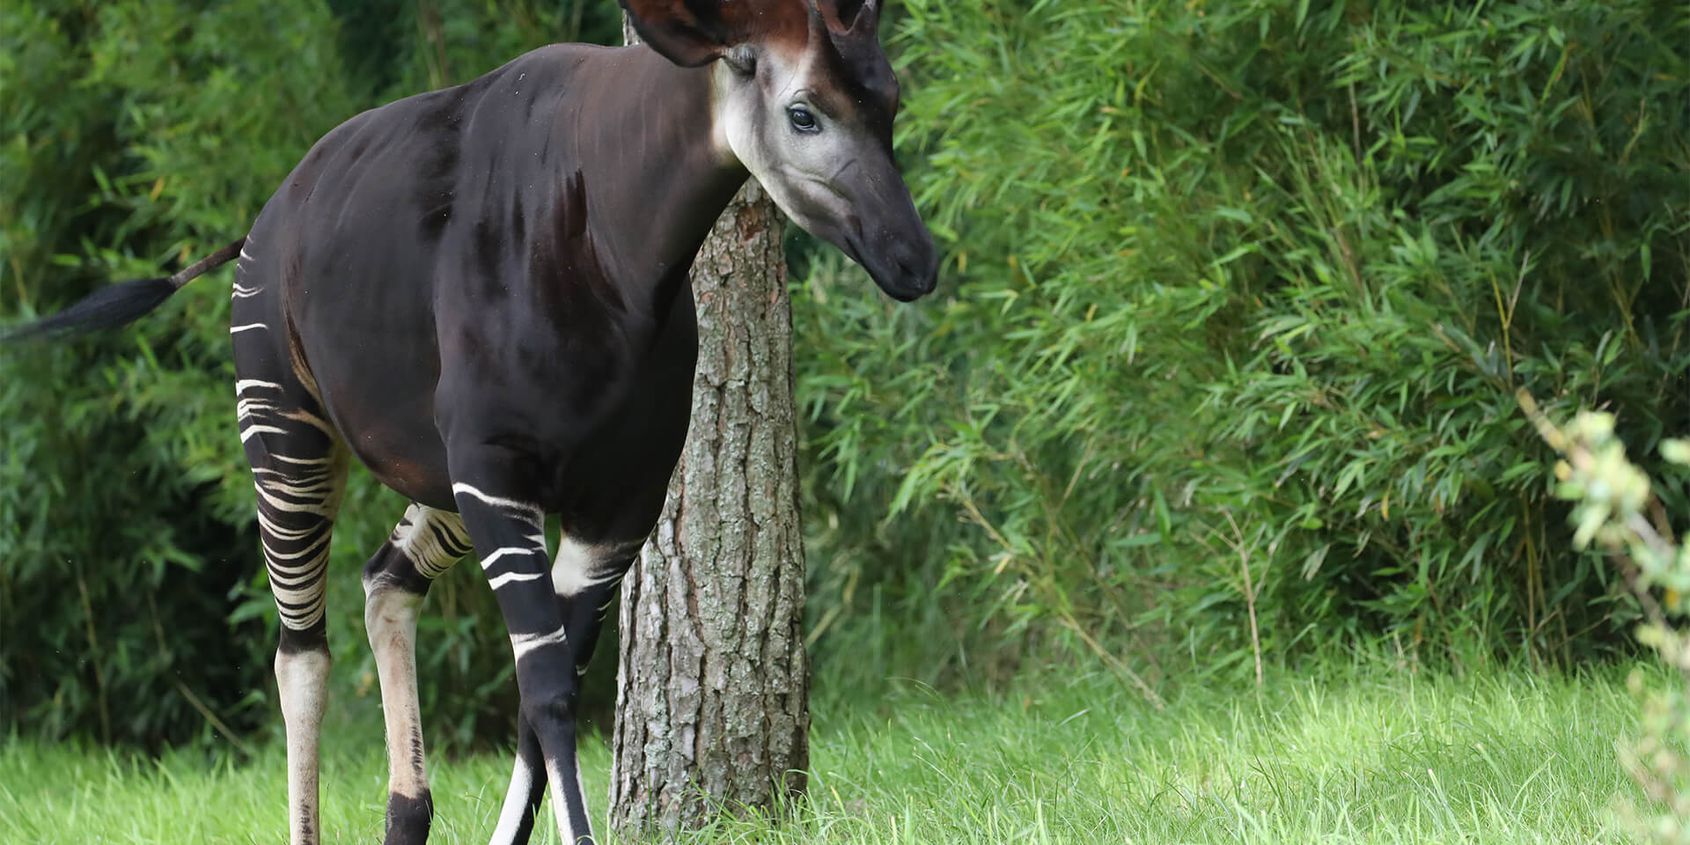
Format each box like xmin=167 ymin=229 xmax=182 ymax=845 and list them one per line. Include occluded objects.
xmin=491 ymin=540 xmax=639 ymax=845
xmin=447 ymin=460 xmax=595 ymax=845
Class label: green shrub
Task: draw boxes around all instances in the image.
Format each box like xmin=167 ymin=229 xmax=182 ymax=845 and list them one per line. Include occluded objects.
xmin=1 ymin=0 xmax=361 ymax=749
xmin=797 ymin=0 xmax=1689 ymax=693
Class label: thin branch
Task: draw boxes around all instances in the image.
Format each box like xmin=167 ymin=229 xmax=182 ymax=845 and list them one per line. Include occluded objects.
xmin=174 ymin=679 xmax=256 ymax=758
xmin=1223 ymin=511 xmax=1265 ymax=689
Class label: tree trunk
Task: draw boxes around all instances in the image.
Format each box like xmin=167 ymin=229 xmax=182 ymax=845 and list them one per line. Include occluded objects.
xmin=609 ymin=21 xmax=810 ymax=840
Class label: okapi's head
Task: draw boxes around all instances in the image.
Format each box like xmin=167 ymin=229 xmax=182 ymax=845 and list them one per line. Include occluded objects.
xmin=621 ymin=0 xmax=939 ymax=301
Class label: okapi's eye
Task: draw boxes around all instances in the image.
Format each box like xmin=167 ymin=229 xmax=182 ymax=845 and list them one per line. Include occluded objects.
xmin=787 ymin=105 xmax=820 ymax=134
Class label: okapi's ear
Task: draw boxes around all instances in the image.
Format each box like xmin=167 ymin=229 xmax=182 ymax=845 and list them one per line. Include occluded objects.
xmin=620 ymin=0 xmax=743 ymax=67
xmin=813 ymin=0 xmax=879 ymax=35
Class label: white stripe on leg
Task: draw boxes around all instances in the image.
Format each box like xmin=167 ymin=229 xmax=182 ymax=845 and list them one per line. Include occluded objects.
xmin=510 ymin=624 xmax=569 ymax=661
xmin=491 ymin=753 xmax=536 ymax=845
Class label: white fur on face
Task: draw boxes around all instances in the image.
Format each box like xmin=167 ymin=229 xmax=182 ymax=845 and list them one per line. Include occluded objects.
xmin=711 ymin=46 xmax=862 ymax=234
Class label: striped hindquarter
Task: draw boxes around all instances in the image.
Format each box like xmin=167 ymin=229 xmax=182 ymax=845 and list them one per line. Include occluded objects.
xmin=232 ymin=241 xmax=349 ymax=845
xmin=244 ymin=388 xmax=345 ymax=632
xmin=232 ymin=235 xmax=347 ymax=641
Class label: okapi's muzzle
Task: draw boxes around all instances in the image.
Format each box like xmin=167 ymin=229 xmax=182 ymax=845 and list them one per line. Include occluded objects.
xmin=798 ymin=149 xmax=939 ymax=302
xmin=842 ymin=185 xmax=939 ymax=302
xmin=869 ymin=229 xmax=941 ymax=303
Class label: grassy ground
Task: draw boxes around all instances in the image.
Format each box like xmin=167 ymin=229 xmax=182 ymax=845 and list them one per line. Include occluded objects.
xmin=0 ymin=661 xmax=1647 ymax=844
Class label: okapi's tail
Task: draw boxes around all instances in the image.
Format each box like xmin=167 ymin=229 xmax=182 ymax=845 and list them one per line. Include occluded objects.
xmin=2 ymin=237 xmax=246 ymax=341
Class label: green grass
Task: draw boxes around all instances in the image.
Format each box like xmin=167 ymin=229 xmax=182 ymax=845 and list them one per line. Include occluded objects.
xmin=0 ymin=661 xmax=1647 ymax=844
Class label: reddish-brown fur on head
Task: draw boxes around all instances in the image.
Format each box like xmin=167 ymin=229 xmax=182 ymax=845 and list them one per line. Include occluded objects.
xmin=620 ymin=0 xmax=806 ymax=65
xmin=620 ymin=0 xmax=883 ymax=65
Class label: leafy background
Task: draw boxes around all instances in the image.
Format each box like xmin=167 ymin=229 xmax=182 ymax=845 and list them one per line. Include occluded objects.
xmin=2 ymin=0 xmax=1685 ymax=751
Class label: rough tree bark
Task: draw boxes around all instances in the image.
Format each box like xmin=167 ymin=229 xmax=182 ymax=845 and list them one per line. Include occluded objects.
xmin=609 ymin=19 xmax=810 ymax=840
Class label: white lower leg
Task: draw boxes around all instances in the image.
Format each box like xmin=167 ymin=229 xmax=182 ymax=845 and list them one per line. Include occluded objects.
xmin=365 ymin=586 xmax=429 ymax=800
xmin=276 ymin=648 xmax=331 ymax=845
xmin=491 ymin=752 xmax=538 ymax=844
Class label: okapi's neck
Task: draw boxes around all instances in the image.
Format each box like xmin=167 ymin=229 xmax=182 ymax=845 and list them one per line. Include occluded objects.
xmin=570 ymin=47 xmax=749 ymax=308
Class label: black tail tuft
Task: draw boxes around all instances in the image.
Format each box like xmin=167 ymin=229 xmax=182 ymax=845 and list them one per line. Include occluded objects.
xmin=2 ymin=277 xmax=181 ymax=341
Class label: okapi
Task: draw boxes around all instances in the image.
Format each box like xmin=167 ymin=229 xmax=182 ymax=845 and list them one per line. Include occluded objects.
xmin=8 ymin=1 xmax=935 ymax=842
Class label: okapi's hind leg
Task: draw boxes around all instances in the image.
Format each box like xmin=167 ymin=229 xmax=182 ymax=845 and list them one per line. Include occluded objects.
xmin=239 ymin=373 xmax=349 ymax=845
xmin=363 ymin=504 xmax=474 ymax=844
